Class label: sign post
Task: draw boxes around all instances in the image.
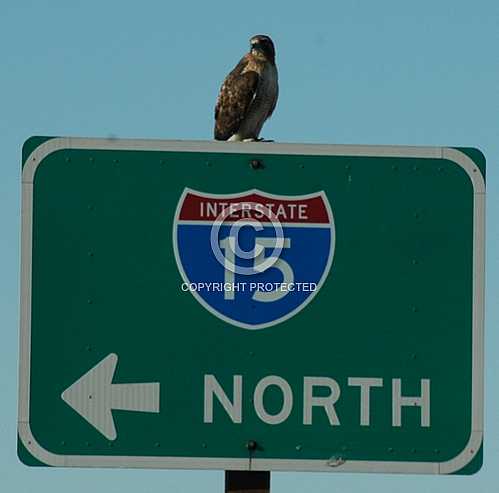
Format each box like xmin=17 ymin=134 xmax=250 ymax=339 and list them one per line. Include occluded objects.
xmin=19 ymin=137 xmax=485 ymax=476
xmin=226 ymin=471 xmax=270 ymax=493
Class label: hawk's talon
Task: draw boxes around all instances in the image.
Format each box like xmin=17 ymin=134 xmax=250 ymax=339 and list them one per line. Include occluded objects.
xmin=242 ymin=138 xmax=274 ymax=143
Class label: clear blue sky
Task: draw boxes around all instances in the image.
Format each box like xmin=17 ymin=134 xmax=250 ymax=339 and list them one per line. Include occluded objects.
xmin=1 ymin=1 xmax=498 ymax=491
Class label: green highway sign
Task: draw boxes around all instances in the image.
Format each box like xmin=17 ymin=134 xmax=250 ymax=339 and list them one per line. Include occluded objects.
xmin=18 ymin=137 xmax=485 ymax=474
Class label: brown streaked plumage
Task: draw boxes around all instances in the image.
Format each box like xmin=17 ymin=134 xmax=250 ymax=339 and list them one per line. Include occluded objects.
xmin=214 ymin=35 xmax=278 ymax=141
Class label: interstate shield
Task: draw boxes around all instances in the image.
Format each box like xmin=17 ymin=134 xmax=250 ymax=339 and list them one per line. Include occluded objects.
xmin=173 ymin=189 xmax=335 ymax=329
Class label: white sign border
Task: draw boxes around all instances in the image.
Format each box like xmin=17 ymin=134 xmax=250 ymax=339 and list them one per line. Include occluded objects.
xmin=19 ymin=138 xmax=485 ymax=474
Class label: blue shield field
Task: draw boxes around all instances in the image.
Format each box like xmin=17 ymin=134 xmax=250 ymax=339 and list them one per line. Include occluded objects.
xmin=173 ymin=189 xmax=335 ymax=329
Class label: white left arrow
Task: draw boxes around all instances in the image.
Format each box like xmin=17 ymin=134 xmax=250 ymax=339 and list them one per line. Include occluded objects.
xmin=61 ymin=353 xmax=160 ymax=441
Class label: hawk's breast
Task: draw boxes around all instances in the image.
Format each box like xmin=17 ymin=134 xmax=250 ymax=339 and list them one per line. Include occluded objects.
xmin=239 ymin=63 xmax=278 ymax=138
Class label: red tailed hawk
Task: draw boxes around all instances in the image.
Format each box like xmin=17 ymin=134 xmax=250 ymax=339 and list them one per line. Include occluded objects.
xmin=214 ymin=35 xmax=278 ymax=142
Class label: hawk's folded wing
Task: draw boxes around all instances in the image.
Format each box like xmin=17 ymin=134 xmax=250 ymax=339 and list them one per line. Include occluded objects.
xmin=214 ymin=58 xmax=259 ymax=141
